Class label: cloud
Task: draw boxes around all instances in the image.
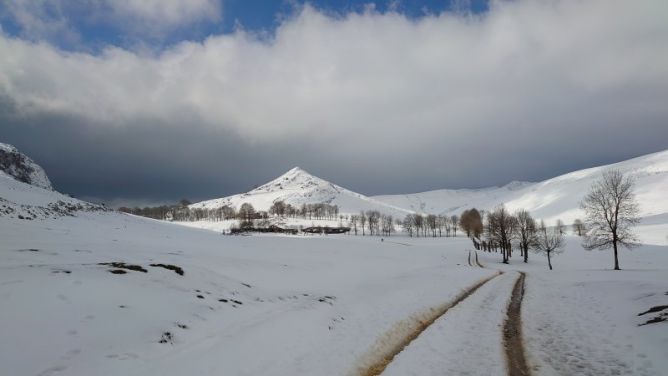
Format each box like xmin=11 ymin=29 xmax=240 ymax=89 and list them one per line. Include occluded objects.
xmin=1 ymin=0 xmax=667 ymax=201
xmin=0 ymin=0 xmax=81 ymax=45
xmin=110 ymin=0 xmax=220 ymax=26
xmin=0 ymin=0 xmax=221 ymax=43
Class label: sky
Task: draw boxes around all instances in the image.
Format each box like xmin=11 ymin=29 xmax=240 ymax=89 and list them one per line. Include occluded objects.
xmin=1 ymin=0 xmax=667 ymax=207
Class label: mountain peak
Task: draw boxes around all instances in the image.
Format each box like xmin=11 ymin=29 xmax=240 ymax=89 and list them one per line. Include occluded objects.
xmin=282 ymin=166 xmax=311 ymax=177
xmin=0 ymin=142 xmax=53 ymax=190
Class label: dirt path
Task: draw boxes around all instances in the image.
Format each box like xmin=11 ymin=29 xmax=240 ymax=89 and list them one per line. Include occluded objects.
xmin=503 ymin=272 xmax=531 ymax=376
xmin=354 ymin=272 xmax=502 ymax=376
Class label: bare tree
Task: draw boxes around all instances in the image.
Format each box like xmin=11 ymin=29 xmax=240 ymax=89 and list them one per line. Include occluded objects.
xmin=359 ymin=211 xmax=367 ymax=236
xmin=350 ymin=215 xmax=359 ymax=235
xmin=269 ymin=200 xmax=286 ymax=216
xmin=426 ymin=214 xmax=438 ymax=237
xmin=238 ymin=203 xmax=256 ymax=229
xmin=450 ymin=215 xmax=459 ymax=237
xmin=580 ymin=169 xmax=639 ymax=270
xmin=515 ymin=209 xmax=538 ymax=263
xmin=366 ymin=211 xmax=380 ymax=236
xmin=402 ymin=215 xmax=415 ymax=237
xmin=555 ymin=219 xmax=565 ymax=235
xmin=486 ymin=206 xmax=516 ymax=264
xmin=436 ymin=215 xmax=446 ymax=237
xmin=413 ymin=214 xmax=424 ymax=237
xmin=381 ymin=214 xmax=394 ymax=236
xmin=534 ymin=228 xmax=565 ymax=270
xmin=572 ymin=219 xmax=585 ymax=236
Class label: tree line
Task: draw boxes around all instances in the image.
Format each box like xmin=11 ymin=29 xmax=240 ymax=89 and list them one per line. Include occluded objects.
xmin=349 ymin=211 xmax=394 ymax=236
xmin=119 ymin=200 xmax=341 ymax=224
xmin=399 ymin=213 xmax=460 ymax=237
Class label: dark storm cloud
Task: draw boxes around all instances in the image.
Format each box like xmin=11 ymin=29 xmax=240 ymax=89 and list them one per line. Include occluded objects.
xmin=1 ymin=1 xmax=668 ymax=205
xmin=0 ymin=100 xmax=319 ymax=204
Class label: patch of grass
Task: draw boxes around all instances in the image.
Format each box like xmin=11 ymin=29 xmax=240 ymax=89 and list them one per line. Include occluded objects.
xmin=99 ymin=262 xmax=147 ymax=273
xmin=638 ymin=305 xmax=668 ymax=316
xmin=149 ymin=263 xmax=184 ymax=276
xmin=159 ymin=332 xmax=173 ymax=344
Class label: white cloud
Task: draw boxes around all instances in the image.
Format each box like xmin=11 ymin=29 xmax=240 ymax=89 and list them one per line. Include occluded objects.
xmin=108 ymin=0 xmax=221 ymax=27
xmin=1 ymin=0 xmax=667 ymax=178
xmin=0 ymin=0 xmax=221 ymax=41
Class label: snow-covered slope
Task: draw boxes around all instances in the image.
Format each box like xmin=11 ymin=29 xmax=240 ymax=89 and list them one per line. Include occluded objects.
xmin=190 ymin=167 xmax=410 ymax=216
xmin=0 ymin=143 xmax=105 ymax=219
xmin=375 ymin=150 xmax=668 ymax=226
xmin=0 ymin=142 xmax=53 ymax=190
xmin=373 ymin=181 xmax=534 ymax=216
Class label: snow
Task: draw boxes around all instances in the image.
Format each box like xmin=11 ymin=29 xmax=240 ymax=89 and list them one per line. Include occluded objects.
xmin=1 ymin=146 xmax=667 ymax=375
xmin=383 ymin=271 xmax=519 ymax=376
xmin=3 ymin=205 xmax=666 ymax=376
xmin=189 ymin=166 xmax=411 ymax=217
xmin=0 ymin=171 xmax=104 ymax=220
xmin=479 ymin=239 xmax=668 ymax=376
xmin=0 ymin=142 xmax=53 ymax=190
xmin=375 ymin=150 xmax=668 ymax=245
xmin=0 ymin=210 xmax=494 ymax=376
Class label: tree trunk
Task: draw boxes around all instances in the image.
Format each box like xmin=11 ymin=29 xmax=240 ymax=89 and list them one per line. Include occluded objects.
xmin=613 ymin=241 xmax=620 ymax=270
xmin=547 ymin=251 xmax=552 ymax=270
xmin=523 ymin=245 xmax=528 ymax=263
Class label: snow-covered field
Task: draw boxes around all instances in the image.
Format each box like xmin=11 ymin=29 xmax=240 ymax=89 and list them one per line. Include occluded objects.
xmin=0 ymin=212 xmax=496 ymax=376
xmin=1 ymin=209 xmax=666 ymax=375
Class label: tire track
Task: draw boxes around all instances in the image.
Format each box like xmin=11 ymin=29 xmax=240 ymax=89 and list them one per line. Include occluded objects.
xmin=503 ymin=271 xmax=530 ymax=376
xmin=352 ymin=272 xmax=502 ymax=376
xmin=475 ymin=251 xmax=484 ymax=268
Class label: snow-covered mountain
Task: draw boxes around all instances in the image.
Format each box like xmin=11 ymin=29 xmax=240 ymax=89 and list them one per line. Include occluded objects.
xmin=0 ymin=143 xmax=105 ymax=220
xmin=374 ymin=149 xmax=668 ymax=226
xmin=0 ymin=143 xmax=53 ymax=190
xmin=190 ymin=167 xmax=411 ymax=216
xmin=373 ymin=181 xmax=535 ymax=217
xmin=190 ymin=150 xmax=668 ymax=241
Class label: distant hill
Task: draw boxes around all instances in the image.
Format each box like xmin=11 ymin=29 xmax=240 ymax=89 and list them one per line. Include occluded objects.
xmin=189 ymin=167 xmax=411 ymax=217
xmin=374 ymin=150 xmax=668 ymax=227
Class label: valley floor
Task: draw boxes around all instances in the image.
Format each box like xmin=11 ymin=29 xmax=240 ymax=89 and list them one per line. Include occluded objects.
xmin=1 ymin=213 xmax=666 ymax=375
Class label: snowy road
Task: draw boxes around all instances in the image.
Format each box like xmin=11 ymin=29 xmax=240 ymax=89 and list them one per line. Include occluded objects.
xmin=382 ymin=271 xmax=523 ymax=376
